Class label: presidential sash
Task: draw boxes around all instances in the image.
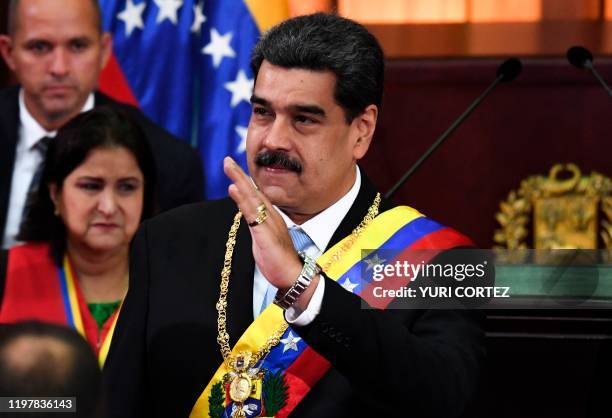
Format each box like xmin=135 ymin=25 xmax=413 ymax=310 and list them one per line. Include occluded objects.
xmin=58 ymin=255 xmax=121 ymax=368
xmin=191 ymin=206 xmax=472 ymax=418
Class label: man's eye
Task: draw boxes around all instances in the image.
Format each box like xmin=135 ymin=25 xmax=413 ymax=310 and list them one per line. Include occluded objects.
xmin=295 ymin=115 xmax=315 ymax=124
xmin=27 ymin=42 xmax=51 ymax=53
xmin=70 ymin=40 xmax=90 ymax=52
xmin=253 ymin=107 xmax=270 ymax=116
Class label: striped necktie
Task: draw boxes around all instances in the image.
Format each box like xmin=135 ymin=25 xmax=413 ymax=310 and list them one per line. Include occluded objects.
xmin=21 ymin=136 xmax=52 ymax=222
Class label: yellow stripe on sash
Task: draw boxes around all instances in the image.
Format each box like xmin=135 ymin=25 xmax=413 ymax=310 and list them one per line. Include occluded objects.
xmin=98 ymin=302 xmax=122 ymax=368
xmin=63 ymin=256 xmax=86 ymax=337
xmin=190 ymin=206 xmax=423 ymax=417
xmin=63 ymin=256 xmax=122 ymax=369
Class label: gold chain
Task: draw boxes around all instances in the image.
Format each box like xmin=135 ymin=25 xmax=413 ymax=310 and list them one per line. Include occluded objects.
xmin=216 ymin=193 xmax=381 ymax=367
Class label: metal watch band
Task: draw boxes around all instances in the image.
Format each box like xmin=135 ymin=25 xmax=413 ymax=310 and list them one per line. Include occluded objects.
xmin=274 ymin=252 xmax=321 ymax=310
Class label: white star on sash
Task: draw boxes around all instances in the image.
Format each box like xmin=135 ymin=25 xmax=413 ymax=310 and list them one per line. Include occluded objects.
xmin=280 ymin=331 xmax=302 ymax=353
xmin=341 ymin=277 xmax=358 ymax=293
xmin=364 ymin=253 xmax=386 ymax=271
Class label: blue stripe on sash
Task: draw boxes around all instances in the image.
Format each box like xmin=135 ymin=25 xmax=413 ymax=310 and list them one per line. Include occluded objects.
xmin=57 ymin=266 xmax=75 ymax=328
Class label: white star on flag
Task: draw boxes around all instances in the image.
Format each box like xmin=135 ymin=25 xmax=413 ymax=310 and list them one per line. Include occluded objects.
xmin=191 ymin=2 xmax=206 ymax=33
xmin=117 ymin=0 xmax=146 ymax=36
xmin=280 ymin=331 xmax=302 ymax=353
xmin=202 ymin=28 xmax=236 ymax=68
xmin=225 ymin=70 xmax=253 ymax=108
xmin=235 ymin=126 xmax=248 ymax=153
xmin=154 ymin=0 xmax=183 ymax=24
xmin=341 ymin=277 xmax=359 ymax=293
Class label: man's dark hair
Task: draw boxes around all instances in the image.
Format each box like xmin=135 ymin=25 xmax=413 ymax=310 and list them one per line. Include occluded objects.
xmin=0 ymin=321 xmax=102 ymax=418
xmin=250 ymin=13 xmax=384 ymax=123
xmin=7 ymin=0 xmax=103 ymax=36
xmin=18 ymin=106 xmax=158 ymax=264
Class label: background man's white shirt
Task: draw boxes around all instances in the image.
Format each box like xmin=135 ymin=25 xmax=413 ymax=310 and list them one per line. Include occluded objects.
xmin=2 ymin=90 xmax=94 ymax=249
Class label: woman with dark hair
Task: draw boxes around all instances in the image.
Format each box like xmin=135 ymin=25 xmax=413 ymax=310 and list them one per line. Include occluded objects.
xmin=0 ymin=106 xmax=156 ymax=367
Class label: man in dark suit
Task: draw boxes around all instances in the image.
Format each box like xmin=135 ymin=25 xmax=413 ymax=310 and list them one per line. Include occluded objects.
xmin=0 ymin=0 xmax=204 ymax=249
xmin=105 ymin=13 xmax=484 ymax=418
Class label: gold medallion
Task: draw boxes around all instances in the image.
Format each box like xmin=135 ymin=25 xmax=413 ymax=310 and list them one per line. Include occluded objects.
xmin=229 ymin=373 xmax=252 ymax=402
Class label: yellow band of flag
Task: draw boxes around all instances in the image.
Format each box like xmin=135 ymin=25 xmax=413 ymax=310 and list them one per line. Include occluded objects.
xmin=244 ymin=0 xmax=290 ymax=33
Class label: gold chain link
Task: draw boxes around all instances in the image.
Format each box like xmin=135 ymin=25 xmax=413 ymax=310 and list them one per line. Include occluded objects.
xmin=216 ymin=193 xmax=381 ymax=367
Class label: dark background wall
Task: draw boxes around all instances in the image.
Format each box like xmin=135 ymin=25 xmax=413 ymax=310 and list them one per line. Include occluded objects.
xmin=362 ymin=58 xmax=612 ymax=247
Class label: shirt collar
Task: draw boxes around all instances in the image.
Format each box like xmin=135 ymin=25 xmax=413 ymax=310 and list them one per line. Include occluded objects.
xmin=276 ymin=165 xmax=361 ymax=252
xmin=19 ymin=89 xmax=95 ymax=150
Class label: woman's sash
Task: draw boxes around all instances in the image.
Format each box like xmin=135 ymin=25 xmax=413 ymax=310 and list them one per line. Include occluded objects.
xmin=58 ymin=256 xmax=121 ymax=367
xmin=191 ymin=206 xmax=472 ymax=418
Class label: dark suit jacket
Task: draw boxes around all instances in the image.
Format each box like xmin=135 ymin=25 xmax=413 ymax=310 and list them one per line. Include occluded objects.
xmin=0 ymin=85 xmax=205 ymax=243
xmin=104 ymin=175 xmax=484 ymax=418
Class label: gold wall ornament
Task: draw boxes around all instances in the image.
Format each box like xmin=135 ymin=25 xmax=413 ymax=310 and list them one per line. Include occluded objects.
xmin=494 ymin=164 xmax=612 ymax=249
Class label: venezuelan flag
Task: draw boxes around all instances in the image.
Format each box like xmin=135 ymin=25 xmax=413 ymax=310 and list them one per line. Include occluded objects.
xmin=98 ymin=0 xmax=290 ymax=198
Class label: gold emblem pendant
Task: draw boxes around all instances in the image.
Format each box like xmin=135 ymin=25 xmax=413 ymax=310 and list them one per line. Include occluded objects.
xmin=229 ymin=373 xmax=252 ymax=402
xmin=223 ymin=352 xmax=266 ymax=417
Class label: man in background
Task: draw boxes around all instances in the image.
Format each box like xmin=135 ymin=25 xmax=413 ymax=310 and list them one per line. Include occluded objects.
xmin=0 ymin=321 xmax=102 ymax=417
xmin=0 ymin=0 xmax=205 ymax=249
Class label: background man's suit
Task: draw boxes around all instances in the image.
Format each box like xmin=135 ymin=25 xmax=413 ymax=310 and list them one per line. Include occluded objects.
xmin=0 ymin=85 xmax=205 ymax=243
xmin=104 ymin=174 xmax=485 ymax=418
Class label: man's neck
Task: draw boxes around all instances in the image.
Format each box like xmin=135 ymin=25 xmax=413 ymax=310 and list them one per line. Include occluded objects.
xmin=280 ymin=167 xmax=359 ymax=226
xmin=21 ymin=92 xmax=94 ymax=132
xmin=25 ymin=103 xmax=77 ymax=132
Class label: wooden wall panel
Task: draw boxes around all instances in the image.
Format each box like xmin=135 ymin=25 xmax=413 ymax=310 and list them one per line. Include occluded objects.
xmin=338 ymin=0 xmax=467 ymax=23
xmin=541 ymin=0 xmax=601 ymax=20
xmin=288 ymin=0 xmax=334 ymax=16
xmin=361 ymin=59 xmax=612 ymax=248
xmin=469 ymin=0 xmax=541 ymax=22
xmin=366 ymin=21 xmax=612 ymax=58
xmin=341 ymin=0 xmax=607 ymax=23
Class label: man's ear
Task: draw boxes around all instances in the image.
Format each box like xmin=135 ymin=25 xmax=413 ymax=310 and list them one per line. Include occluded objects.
xmin=352 ymin=104 xmax=378 ymax=160
xmin=0 ymin=35 xmax=16 ymax=72
xmin=99 ymin=32 xmax=113 ymax=69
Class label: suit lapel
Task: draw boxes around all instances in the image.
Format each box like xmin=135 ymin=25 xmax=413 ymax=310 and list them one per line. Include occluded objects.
xmin=0 ymin=87 xmax=22 ymax=241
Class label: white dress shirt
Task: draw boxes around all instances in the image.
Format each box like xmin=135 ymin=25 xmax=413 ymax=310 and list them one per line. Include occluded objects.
xmin=2 ymin=90 xmax=94 ymax=249
xmin=252 ymin=166 xmax=362 ymax=326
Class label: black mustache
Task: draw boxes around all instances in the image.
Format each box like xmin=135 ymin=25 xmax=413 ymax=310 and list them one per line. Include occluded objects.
xmin=254 ymin=151 xmax=303 ymax=173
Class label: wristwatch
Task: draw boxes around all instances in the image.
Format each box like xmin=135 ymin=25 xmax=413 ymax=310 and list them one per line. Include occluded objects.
xmin=274 ymin=252 xmax=321 ymax=310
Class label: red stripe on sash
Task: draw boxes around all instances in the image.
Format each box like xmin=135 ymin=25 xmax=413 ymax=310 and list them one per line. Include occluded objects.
xmin=277 ymin=348 xmax=331 ymax=417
